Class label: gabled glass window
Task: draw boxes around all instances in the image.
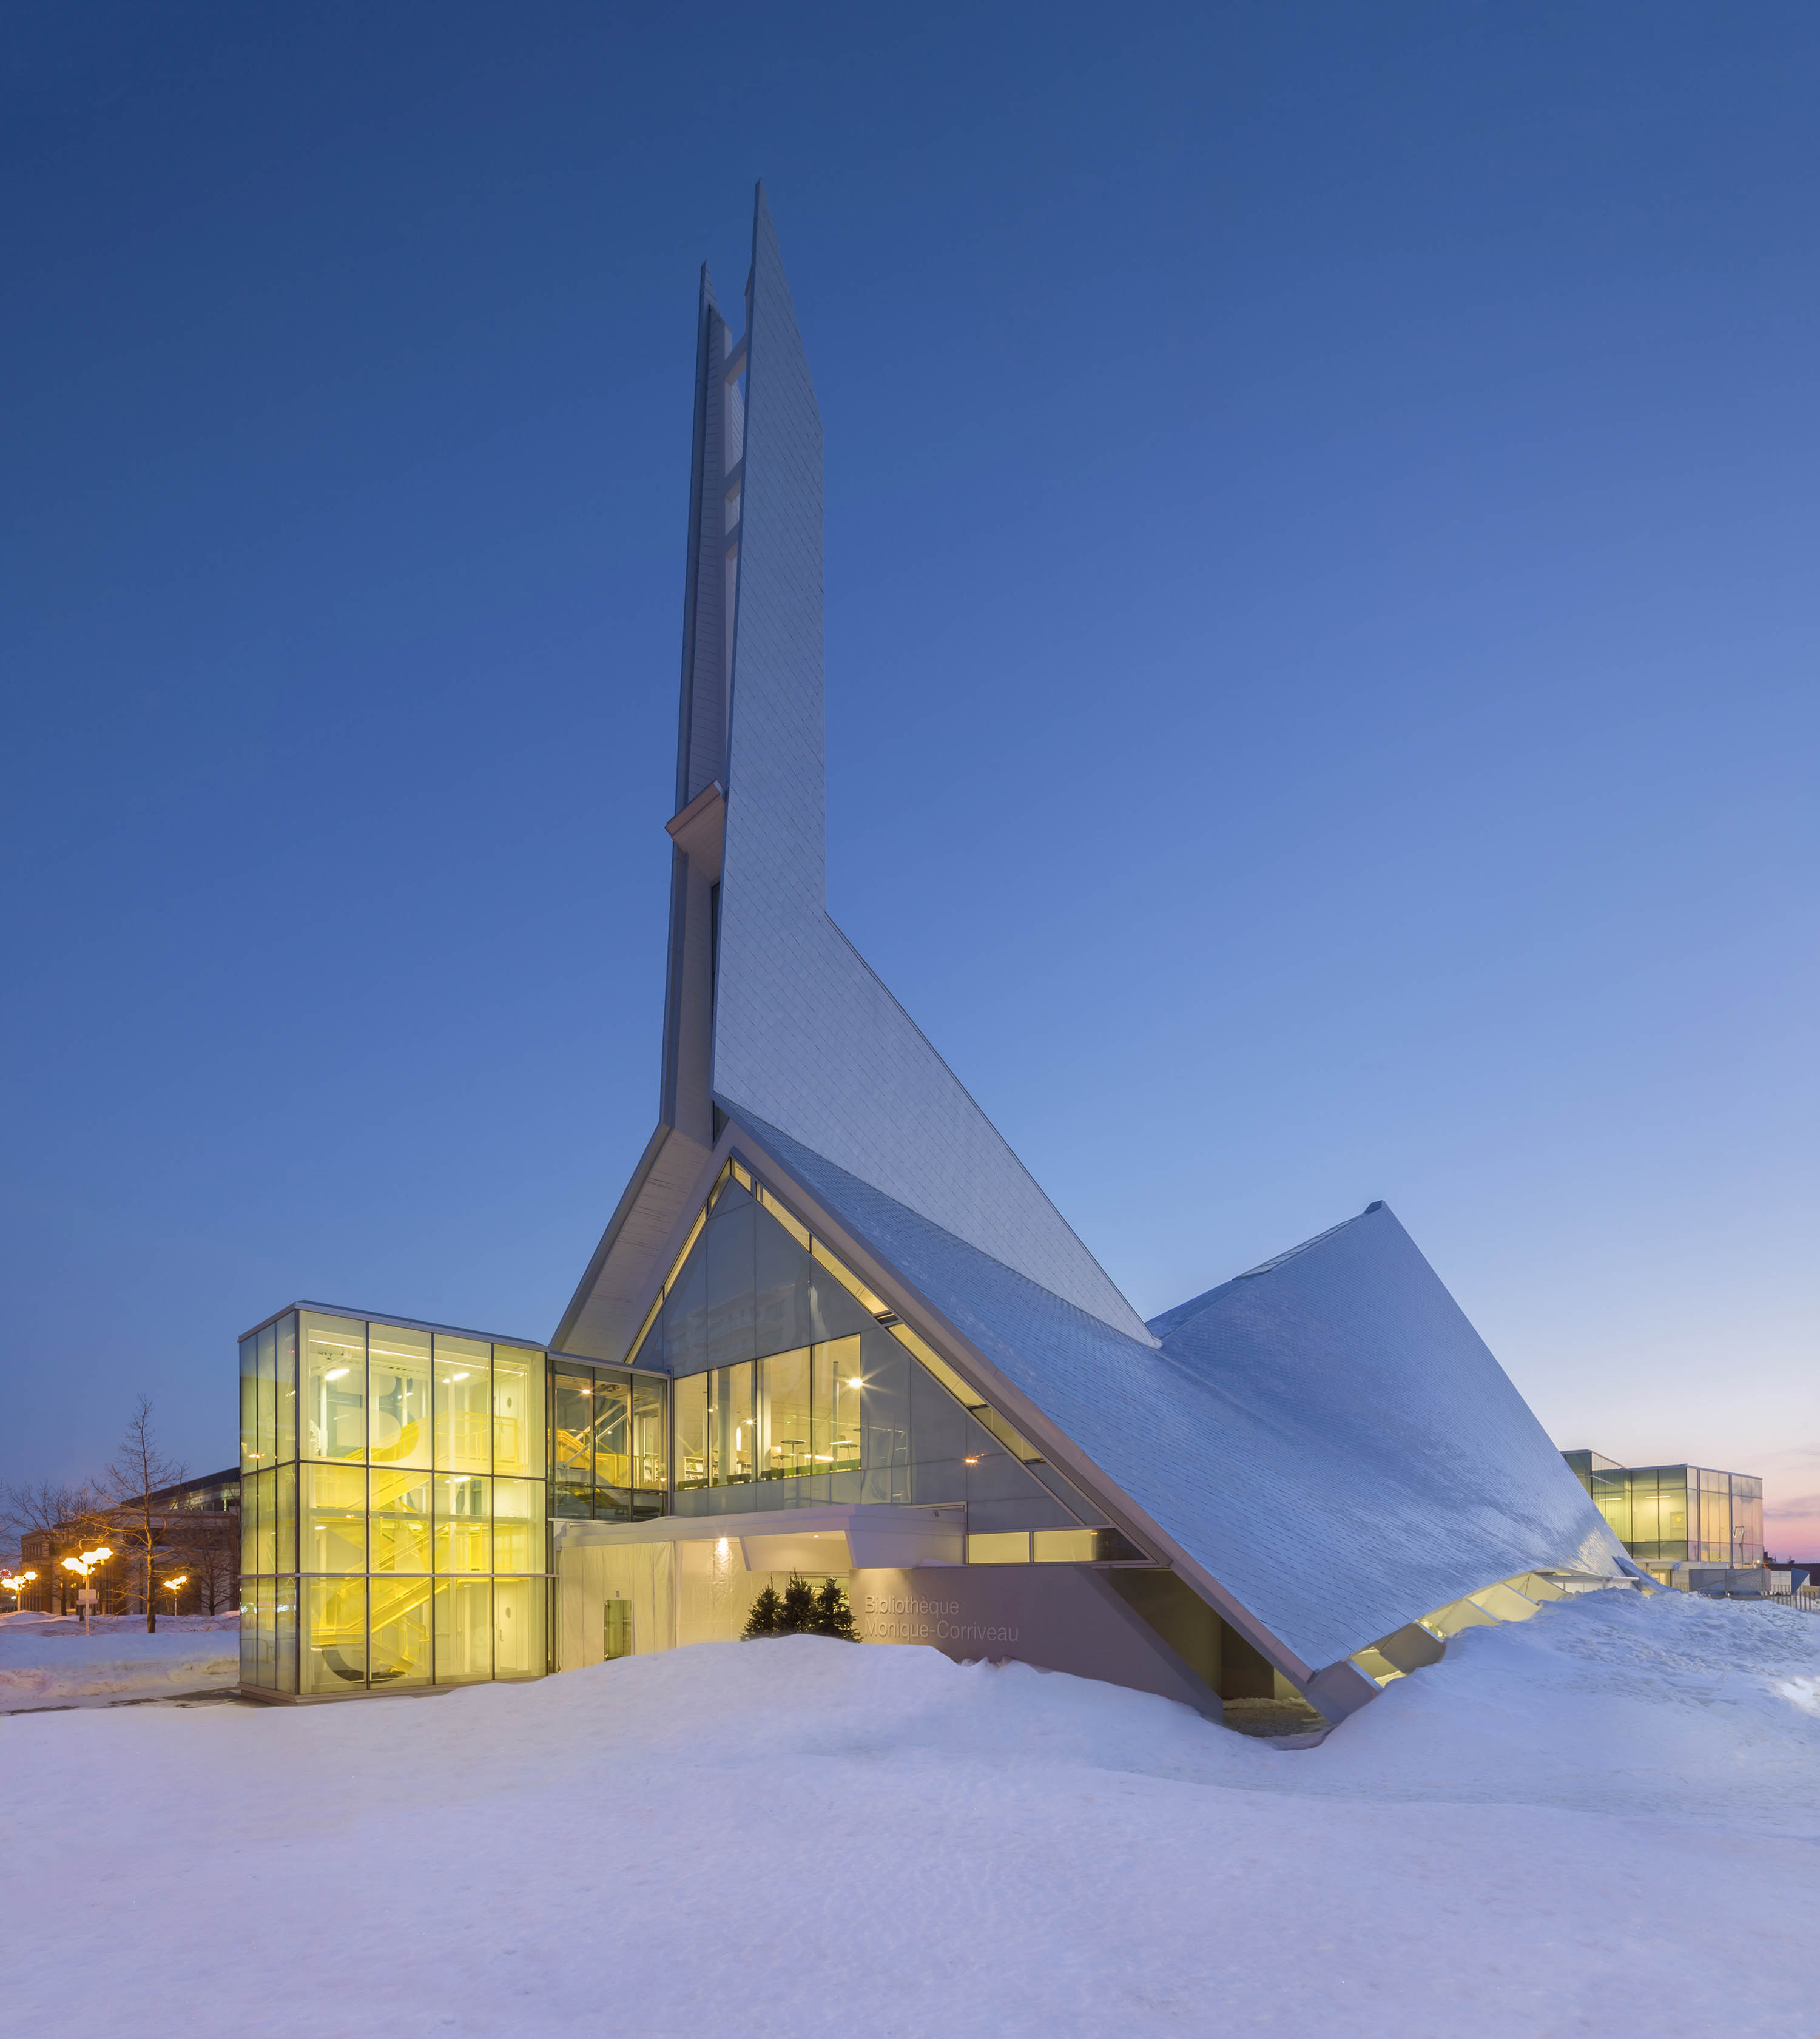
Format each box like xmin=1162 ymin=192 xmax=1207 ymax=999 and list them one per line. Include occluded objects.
xmin=640 ymin=1155 xmax=1104 ymax=1540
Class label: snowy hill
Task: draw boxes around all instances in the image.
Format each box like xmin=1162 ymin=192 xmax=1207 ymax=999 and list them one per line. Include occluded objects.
xmin=0 ymin=1590 xmax=1815 ymax=2036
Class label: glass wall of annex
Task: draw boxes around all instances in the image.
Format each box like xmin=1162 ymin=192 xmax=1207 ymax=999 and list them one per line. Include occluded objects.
xmin=237 ymin=1310 xmax=551 ymax=1696
xmin=1566 ymin=1453 xmax=1764 ymax=1566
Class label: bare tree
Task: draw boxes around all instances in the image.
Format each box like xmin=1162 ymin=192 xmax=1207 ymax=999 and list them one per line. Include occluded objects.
xmin=170 ymin=1515 xmax=238 ymax=1616
xmin=102 ymin=1399 xmax=185 ymax=1634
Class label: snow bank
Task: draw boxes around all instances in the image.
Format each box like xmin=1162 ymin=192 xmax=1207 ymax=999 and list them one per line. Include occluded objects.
xmin=0 ymin=1616 xmax=240 ymax=1710
xmin=0 ymin=1589 xmax=1815 ymax=2037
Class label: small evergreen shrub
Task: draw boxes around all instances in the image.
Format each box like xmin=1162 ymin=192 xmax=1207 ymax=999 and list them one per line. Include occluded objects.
xmin=741 ymin=1574 xmax=861 ymax=1642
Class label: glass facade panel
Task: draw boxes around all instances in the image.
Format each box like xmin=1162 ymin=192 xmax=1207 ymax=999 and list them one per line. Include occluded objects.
xmin=254 ymin=1469 xmax=278 ymax=1574
xmin=760 ymin=1347 xmax=812 ymax=1481
xmin=551 ymin=1366 xmax=594 ymax=1515
xmin=369 ymin=1470 xmax=432 ymax=1572
xmin=240 ymin=1469 xmax=260 ymax=1576
xmin=255 ymin=1576 xmax=277 ymax=1686
xmin=675 ymin=1371 xmax=709 ymax=1490
xmin=256 ymin=1323 xmax=277 ymax=1469
xmin=493 ymin=1478 xmax=545 ymax=1573
xmin=302 ymin=1312 xmax=367 ymax=1463
xmin=275 ymin=1574 xmax=298 ymax=1694
xmin=1034 ymin=1529 xmax=1098 ymax=1562
xmin=275 ymin=1463 xmax=298 ymax=1573
xmin=969 ymin=1532 xmax=1030 ymax=1563
xmin=633 ymin=1379 xmax=665 ymax=1503
xmin=275 ymin=1313 xmax=298 ymax=1464
xmin=712 ymin=1361 xmax=755 ymax=1485
xmin=304 ymin=1577 xmax=368 ymax=1693
xmin=492 ymin=1345 xmax=542 ymax=1477
xmin=493 ymin=1578 xmax=545 ymax=1679
xmin=706 ymin=1186 xmax=758 ymax=1369
xmin=368 ymin=1324 xmax=432 ymax=1470
xmin=434 ymin=1337 xmax=491 ymax=1473
xmin=302 ymin=1464 xmax=367 ymax=1572
xmin=239 ymin=1335 xmax=258 ymax=1472
xmin=434 ymin=1475 xmax=491 ymax=1572
xmin=369 ymin=1576 xmax=433 ymax=1687
xmin=595 ymin=1376 xmax=631 ymax=1511
xmin=433 ymin=1580 xmax=491 ymax=1683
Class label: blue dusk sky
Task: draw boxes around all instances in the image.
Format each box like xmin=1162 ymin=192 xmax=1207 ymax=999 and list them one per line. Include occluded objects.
xmin=4 ymin=6 xmax=1816 ymax=1543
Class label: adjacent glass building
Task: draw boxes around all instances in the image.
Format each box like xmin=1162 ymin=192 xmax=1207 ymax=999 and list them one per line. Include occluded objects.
xmin=1562 ymin=1451 xmax=1764 ymax=1574
xmin=238 ymin=1308 xmax=561 ymax=1696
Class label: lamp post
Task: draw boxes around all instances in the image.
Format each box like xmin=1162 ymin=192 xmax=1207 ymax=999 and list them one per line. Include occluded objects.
xmin=2 ymin=1569 xmax=36 ymax=1614
xmin=161 ymin=1574 xmax=189 ymax=1616
xmin=61 ymin=1547 xmax=113 ymax=1634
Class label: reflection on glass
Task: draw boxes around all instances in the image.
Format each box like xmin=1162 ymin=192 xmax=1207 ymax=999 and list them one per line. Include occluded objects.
xmin=433 ymin=1580 xmax=491 ymax=1682
xmin=492 ymin=1479 xmax=544 ymax=1572
xmin=435 ymin=1475 xmax=490 ymax=1572
xmin=817 ymin=1336 xmax=862 ymax=1471
xmin=275 ymin=1313 xmax=298 ymax=1463
xmin=240 ymin=1335 xmax=259 ymax=1472
xmin=434 ymin=1337 xmax=491 ymax=1472
xmin=302 ymin=1464 xmax=367 ymax=1572
xmin=304 ymin=1577 xmax=368 ymax=1693
xmin=493 ymin=1345 xmax=542 ymax=1477
xmin=368 ymin=1324 xmax=432 ymax=1469
xmin=369 ymin=1471 xmax=431 ymax=1572
xmin=255 ymin=1577 xmax=276 ymax=1686
xmin=256 ymin=1323 xmax=277 ymax=1468
xmin=302 ymin=1313 xmax=367 ymax=1462
xmin=494 ymin=1578 xmax=545 ymax=1679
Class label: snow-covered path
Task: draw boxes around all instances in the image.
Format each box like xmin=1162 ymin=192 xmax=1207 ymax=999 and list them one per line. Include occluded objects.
xmin=1 ymin=1590 xmax=1816 ymax=2036
xmin=0 ymin=1613 xmax=240 ymax=1711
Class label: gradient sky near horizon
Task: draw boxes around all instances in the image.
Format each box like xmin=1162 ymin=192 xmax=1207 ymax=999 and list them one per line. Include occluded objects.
xmin=4 ymin=5 xmax=1816 ymax=1547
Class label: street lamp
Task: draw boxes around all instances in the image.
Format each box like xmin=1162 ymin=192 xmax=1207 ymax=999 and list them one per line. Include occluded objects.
xmin=61 ymin=1547 xmax=113 ymax=1634
xmin=2 ymin=1569 xmax=36 ymax=1613
xmin=161 ymin=1574 xmax=189 ymax=1613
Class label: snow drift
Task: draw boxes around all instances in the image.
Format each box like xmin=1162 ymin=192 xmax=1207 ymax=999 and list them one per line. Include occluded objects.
xmin=0 ymin=1589 xmax=1815 ymax=2037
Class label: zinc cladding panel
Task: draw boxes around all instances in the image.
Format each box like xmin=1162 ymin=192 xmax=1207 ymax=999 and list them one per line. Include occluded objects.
xmin=712 ymin=188 xmax=1149 ymax=1344
xmin=733 ymin=1114 xmax=1628 ymax=1672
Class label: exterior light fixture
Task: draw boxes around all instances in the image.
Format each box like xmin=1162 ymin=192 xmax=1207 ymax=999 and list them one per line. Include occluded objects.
xmin=963 ymin=1457 xmax=980 ymax=1466
xmin=162 ymin=1575 xmax=188 ymax=1594
xmin=845 ymin=1378 xmax=863 ymax=1389
xmin=61 ymin=1547 xmax=113 ymax=1633
xmin=2 ymin=1569 xmax=36 ymax=1611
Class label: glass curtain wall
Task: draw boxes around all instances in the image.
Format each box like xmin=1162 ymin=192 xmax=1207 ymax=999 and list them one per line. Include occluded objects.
xmin=239 ymin=1313 xmax=299 ymax=1692
xmin=548 ymin=1360 xmax=667 ymax=1520
xmin=241 ymin=1310 xmax=550 ymax=1695
xmin=631 ymin=1157 xmax=1102 ymax=1539
xmin=1569 ymin=1455 xmax=1764 ymax=1567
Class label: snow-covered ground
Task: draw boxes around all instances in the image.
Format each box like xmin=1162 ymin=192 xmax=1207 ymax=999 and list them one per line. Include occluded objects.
xmin=2 ymin=1589 xmax=1817 ymax=2036
xmin=0 ymin=1611 xmax=240 ymax=1711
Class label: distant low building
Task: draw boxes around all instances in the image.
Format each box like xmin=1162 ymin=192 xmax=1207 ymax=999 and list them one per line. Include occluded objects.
xmin=18 ymin=1467 xmax=240 ymax=1617
xmin=1562 ymin=1451 xmax=1764 ymax=1586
